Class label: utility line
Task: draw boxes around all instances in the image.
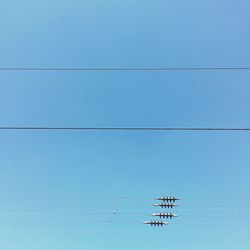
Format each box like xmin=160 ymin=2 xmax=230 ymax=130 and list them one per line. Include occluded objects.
xmin=1 ymin=195 xmax=250 ymax=200
xmin=2 ymin=200 xmax=250 ymax=207
xmin=1 ymin=127 xmax=250 ymax=131
xmin=1 ymin=227 xmax=248 ymax=235
xmin=2 ymin=205 xmax=250 ymax=210
xmin=0 ymin=212 xmax=250 ymax=218
xmin=1 ymin=67 xmax=250 ymax=71
xmin=0 ymin=193 xmax=250 ymax=200
xmin=1 ymin=217 xmax=250 ymax=226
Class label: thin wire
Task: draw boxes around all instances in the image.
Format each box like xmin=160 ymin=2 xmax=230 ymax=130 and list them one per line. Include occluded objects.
xmin=1 ymin=207 xmax=250 ymax=213
xmin=2 ymin=194 xmax=250 ymax=201
xmin=2 ymin=200 xmax=250 ymax=209
xmin=1 ymin=217 xmax=250 ymax=226
xmin=1 ymin=195 xmax=250 ymax=200
xmin=1 ymin=127 xmax=250 ymax=131
xmin=1 ymin=227 xmax=248 ymax=235
xmin=0 ymin=211 xmax=250 ymax=218
xmin=1 ymin=199 xmax=250 ymax=207
xmin=1 ymin=67 xmax=250 ymax=71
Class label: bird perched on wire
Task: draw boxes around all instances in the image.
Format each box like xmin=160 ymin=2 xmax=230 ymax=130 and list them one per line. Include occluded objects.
xmin=144 ymin=221 xmax=169 ymax=226
xmin=154 ymin=203 xmax=177 ymax=208
xmin=152 ymin=212 xmax=177 ymax=219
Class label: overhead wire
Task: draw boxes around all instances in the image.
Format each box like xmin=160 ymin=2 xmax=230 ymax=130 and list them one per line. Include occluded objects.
xmin=0 ymin=211 xmax=250 ymax=218
xmin=1 ymin=126 xmax=250 ymax=131
xmin=1 ymin=217 xmax=250 ymax=226
xmin=1 ymin=67 xmax=250 ymax=71
xmin=0 ymin=227 xmax=248 ymax=235
xmin=1 ymin=194 xmax=250 ymax=200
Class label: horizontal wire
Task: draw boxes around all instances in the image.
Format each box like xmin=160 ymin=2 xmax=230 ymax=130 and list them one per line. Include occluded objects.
xmin=1 ymin=67 xmax=250 ymax=71
xmin=1 ymin=218 xmax=250 ymax=226
xmin=1 ymin=195 xmax=250 ymax=200
xmin=1 ymin=227 xmax=248 ymax=235
xmin=1 ymin=200 xmax=250 ymax=208
xmin=1 ymin=194 xmax=250 ymax=201
xmin=1 ymin=208 xmax=250 ymax=212
xmin=1 ymin=202 xmax=250 ymax=210
xmin=1 ymin=127 xmax=250 ymax=131
xmin=0 ymin=212 xmax=249 ymax=218
xmin=1 ymin=199 xmax=250 ymax=205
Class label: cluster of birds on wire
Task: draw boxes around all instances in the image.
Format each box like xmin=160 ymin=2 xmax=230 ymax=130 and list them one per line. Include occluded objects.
xmin=144 ymin=196 xmax=179 ymax=226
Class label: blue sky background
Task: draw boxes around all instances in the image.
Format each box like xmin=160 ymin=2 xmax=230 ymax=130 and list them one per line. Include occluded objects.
xmin=0 ymin=0 xmax=250 ymax=249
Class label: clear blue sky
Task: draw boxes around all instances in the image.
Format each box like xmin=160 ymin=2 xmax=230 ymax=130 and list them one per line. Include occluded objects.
xmin=0 ymin=0 xmax=250 ymax=249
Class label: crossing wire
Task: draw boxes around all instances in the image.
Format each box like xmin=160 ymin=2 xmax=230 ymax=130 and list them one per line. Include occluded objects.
xmin=1 ymin=67 xmax=250 ymax=71
xmin=1 ymin=127 xmax=250 ymax=131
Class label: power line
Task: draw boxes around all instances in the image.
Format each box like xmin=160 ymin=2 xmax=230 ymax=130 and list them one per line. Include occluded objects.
xmin=1 ymin=127 xmax=250 ymax=131
xmin=1 ymin=217 xmax=250 ymax=226
xmin=1 ymin=194 xmax=250 ymax=200
xmin=0 ymin=211 xmax=249 ymax=218
xmin=2 ymin=196 xmax=250 ymax=200
xmin=1 ymin=67 xmax=250 ymax=71
xmin=1 ymin=227 xmax=248 ymax=235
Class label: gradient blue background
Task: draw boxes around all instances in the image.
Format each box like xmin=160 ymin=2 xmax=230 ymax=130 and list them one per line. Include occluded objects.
xmin=0 ymin=0 xmax=250 ymax=249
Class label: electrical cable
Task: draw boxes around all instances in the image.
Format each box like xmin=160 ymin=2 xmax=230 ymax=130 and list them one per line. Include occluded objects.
xmin=1 ymin=67 xmax=250 ymax=71
xmin=1 ymin=127 xmax=250 ymax=131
